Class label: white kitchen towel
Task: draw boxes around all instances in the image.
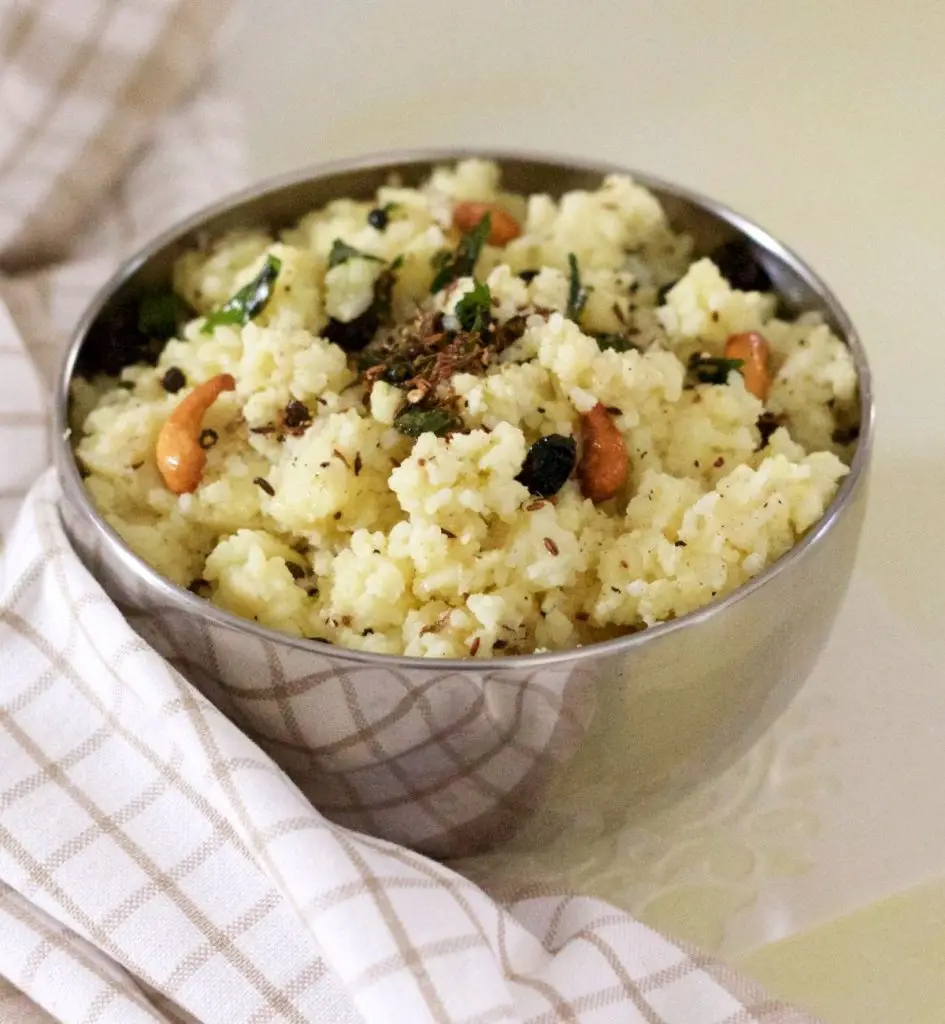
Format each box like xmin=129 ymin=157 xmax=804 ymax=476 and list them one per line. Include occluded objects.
xmin=0 ymin=1 xmax=818 ymax=1021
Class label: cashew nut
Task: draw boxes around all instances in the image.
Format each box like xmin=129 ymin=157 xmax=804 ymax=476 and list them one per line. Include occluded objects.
xmin=156 ymin=373 xmax=236 ymax=494
xmin=452 ymin=201 xmax=521 ymax=246
xmin=725 ymin=331 xmax=771 ymax=401
xmin=578 ymin=403 xmax=629 ymax=503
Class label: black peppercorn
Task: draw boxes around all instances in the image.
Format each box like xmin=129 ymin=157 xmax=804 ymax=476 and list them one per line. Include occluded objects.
xmin=161 ymin=367 xmax=186 ymax=393
xmin=198 ymin=428 xmax=218 ymax=449
xmin=367 ymin=207 xmax=388 ymax=230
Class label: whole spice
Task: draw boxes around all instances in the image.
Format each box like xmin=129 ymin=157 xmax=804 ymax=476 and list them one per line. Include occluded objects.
xmin=367 ymin=207 xmax=388 ymax=230
xmin=161 ymin=367 xmax=186 ymax=393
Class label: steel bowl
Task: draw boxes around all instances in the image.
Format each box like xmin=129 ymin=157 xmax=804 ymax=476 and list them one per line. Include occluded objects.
xmin=54 ymin=149 xmax=873 ymax=859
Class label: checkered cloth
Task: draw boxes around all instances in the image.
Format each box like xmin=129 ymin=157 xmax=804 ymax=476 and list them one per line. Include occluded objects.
xmin=0 ymin=1 xmax=820 ymax=1021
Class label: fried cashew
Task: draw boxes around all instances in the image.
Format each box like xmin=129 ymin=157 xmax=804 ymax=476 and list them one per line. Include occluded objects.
xmin=156 ymin=373 xmax=235 ymax=494
xmin=578 ymin=403 xmax=629 ymax=503
xmin=725 ymin=331 xmax=771 ymax=401
xmin=452 ymin=201 xmax=521 ymax=246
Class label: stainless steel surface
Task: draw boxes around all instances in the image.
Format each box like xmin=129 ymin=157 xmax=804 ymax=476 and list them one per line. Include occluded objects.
xmin=54 ymin=149 xmax=874 ymax=858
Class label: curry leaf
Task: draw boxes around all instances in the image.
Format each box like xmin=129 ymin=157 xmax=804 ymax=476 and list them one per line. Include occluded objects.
xmin=394 ymin=407 xmax=462 ymax=438
xmin=454 ymin=281 xmax=492 ymax=333
xmin=430 ymin=213 xmax=491 ymax=293
xmin=594 ymin=333 xmax=639 ymax=353
xmin=688 ymin=354 xmax=745 ymax=385
xmin=138 ymin=291 xmax=191 ymax=340
xmin=328 ymin=239 xmax=384 ymax=269
xmin=201 ymin=255 xmax=282 ymax=334
xmin=566 ymin=252 xmax=590 ymax=322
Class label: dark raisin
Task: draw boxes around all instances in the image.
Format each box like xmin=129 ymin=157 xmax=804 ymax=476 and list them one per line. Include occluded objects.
xmin=286 ymin=561 xmax=306 ymax=580
xmin=161 ymin=367 xmax=186 ymax=393
xmin=323 ymin=309 xmax=379 ymax=352
xmin=516 ymin=434 xmax=577 ymax=497
xmin=367 ymin=207 xmax=388 ymax=230
xmin=518 ymin=269 xmax=540 ymax=283
xmin=198 ymin=428 xmax=218 ymax=449
xmin=711 ymin=240 xmax=772 ymax=292
xmin=253 ymin=476 xmax=275 ymax=496
xmin=832 ymin=423 xmax=860 ymax=445
xmin=284 ymin=399 xmax=311 ymax=428
xmin=756 ymin=411 xmax=782 ymax=447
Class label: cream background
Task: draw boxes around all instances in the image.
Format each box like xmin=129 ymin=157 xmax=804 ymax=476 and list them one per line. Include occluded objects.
xmin=222 ymin=2 xmax=945 ymax=1018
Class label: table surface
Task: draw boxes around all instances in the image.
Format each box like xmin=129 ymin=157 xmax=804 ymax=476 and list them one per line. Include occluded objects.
xmin=222 ymin=2 xmax=945 ymax=1018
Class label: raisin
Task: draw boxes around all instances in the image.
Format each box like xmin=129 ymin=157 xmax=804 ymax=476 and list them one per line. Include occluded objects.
xmin=516 ymin=434 xmax=577 ymax=498
xmin=711 ymin=240 xmax=772 ymax=292
xmin=756 ymin=411 xmax=782 ymax=447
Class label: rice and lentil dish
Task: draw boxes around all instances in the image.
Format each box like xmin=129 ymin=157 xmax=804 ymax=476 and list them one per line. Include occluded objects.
xmin=71 ymin=160 xmax=860 ymax=658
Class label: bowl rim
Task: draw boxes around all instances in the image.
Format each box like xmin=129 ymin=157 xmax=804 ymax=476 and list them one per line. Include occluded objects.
xmin=54 ymin=146 xmax=875 ymax=671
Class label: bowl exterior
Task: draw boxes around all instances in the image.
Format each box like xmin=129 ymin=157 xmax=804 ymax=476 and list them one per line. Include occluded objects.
xmin=55 ymin=151 xmax=873 ymax=858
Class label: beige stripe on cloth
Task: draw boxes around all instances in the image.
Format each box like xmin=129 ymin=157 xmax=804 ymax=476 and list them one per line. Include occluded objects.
xmin=0 ymin=1 xmax=823 ymax=1021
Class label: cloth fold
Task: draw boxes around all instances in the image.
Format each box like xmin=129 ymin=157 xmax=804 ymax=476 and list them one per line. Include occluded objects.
xmin=1 ymin=474 xmax=814 ymax=1023
xmin=0 ymin=0 xmax=820 ymax=1020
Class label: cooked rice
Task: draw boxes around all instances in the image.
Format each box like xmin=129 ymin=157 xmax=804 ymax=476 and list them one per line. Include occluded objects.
xmin=71 ymin=159 xmax=859 ymax=658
